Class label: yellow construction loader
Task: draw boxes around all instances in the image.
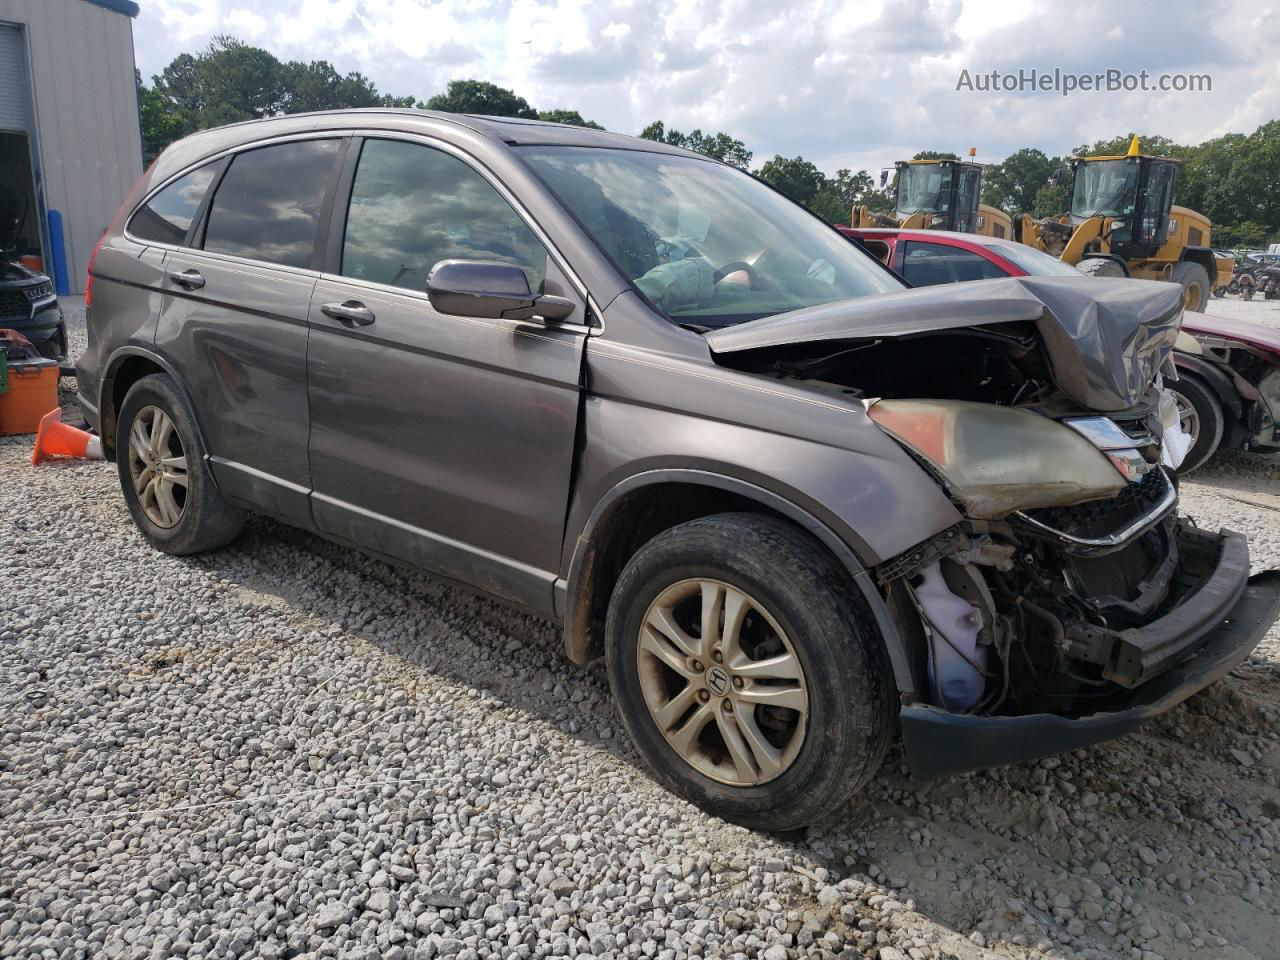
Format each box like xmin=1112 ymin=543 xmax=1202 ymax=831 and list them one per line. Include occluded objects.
xmin=851 ymin=151 xmax=1013 ymax=238
xmin=1014 ymin=136 xmax=1232 ymax=310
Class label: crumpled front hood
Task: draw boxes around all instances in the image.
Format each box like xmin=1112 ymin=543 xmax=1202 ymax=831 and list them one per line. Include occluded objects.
xmin=705 ymin=275 xmax=1184 ymax=412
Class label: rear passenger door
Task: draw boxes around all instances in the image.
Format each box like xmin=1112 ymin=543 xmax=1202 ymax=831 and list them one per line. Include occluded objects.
xmin=154 ymin=136 xmax=345 ymax=524
xmin=306 ymin=136 xmax=588 ymax=614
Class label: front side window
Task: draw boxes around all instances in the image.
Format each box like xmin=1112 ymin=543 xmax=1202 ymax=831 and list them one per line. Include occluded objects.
xmin=203 ymin=139 xmax=341 ymax=268
xmin=129 ymin=161 xmax=223 ymax=246
xmin=521 ymin=146 xmax=900 ymax=328
xmin=341 ymin=139 xmax=548 ymax=293
xmin=900 ymin=241 xmax=1007 ymax=286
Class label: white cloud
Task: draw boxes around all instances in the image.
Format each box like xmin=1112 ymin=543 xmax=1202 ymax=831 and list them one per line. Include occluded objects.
xmin=131 ymin=0 xmax=1280 ymax=175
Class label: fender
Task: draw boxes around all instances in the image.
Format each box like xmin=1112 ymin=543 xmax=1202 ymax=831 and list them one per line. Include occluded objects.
xmin=1172 ymin=352 xmax=1244 ymax=420
xmin=559 ymin=468 xmax=921 ymax=702
xmin=99 ymin=345 xmax=213 ymax=459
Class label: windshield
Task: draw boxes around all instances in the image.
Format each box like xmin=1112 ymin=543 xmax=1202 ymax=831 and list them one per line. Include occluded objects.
xmin=990 ymin=241 xmax=1083 ymax=277
xmin=520 ymin=147 xmax=902 ymax=328
xmin=896 ymin=163 xmax=952 ymax=216
xmin=1071 ymin=158 xmax=1139 ymax=218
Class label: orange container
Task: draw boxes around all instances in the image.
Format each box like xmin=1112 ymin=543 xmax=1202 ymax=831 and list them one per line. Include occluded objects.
xmin=0 ymin=358 xmax=61 ymax=436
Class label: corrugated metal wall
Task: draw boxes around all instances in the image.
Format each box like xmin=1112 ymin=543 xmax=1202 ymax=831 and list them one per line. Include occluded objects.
xmin=0 ymin=24 xmax=31 ymax=132
xmin=0 ymin=0 xmax=141 ymax=293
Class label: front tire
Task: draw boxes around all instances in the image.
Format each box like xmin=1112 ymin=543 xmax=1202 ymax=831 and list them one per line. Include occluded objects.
xmin=605 ymin=513 xmax=894 ymax=831
xmin=1171 ymin=261 xmax=1211 ymax=312
xmin=116 ymin=373 xmax=245 ymax=555
xmin=1076 ymin=256 xmax=1127 ymax=279
xmin=1168 ymin=373 xmax=1225 ymax=474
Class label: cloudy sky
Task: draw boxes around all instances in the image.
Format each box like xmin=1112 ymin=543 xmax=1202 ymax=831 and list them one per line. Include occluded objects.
xmin=132 ymin=0 xmax=1280 ymax=176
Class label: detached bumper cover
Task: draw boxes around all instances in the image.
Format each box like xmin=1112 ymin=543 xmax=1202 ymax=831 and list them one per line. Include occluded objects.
xmin=901 ymin=569 xmax=1280 ymax=780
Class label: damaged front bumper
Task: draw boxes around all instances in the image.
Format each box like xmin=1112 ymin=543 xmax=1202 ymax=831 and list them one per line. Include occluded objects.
xmin=901 ymin=561 xmax=1280 ymax=780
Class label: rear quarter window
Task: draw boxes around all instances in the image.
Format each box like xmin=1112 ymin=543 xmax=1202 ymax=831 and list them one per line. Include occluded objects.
xmin=128 ymin=161 xmax=224 ymax=246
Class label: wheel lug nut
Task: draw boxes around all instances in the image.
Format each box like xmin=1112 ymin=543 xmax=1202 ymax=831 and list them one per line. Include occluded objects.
xmin=732 ymin=677 xmax=743 ymax=689
xmin=722 ymin=700 xmax=734 ymax=713
xmin=697 ymin=690 xmax=710 ymax=703
xmin=712 ymin=650 xmax=723 ymax=663
xmin=690 ymin=660 xmax=703 ymax=672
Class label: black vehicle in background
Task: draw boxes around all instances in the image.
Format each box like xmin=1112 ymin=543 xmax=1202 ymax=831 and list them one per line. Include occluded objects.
xmin=0 ymin=258 xmax=64 ymax=360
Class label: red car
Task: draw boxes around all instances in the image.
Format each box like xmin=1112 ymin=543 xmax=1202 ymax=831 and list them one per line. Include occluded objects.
xmin=840 ymin=227 xmax=1280 ymax=473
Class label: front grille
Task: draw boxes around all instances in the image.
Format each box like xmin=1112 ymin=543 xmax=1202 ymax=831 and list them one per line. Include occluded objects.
xmin=0 ymin=288 xmax=31 ymax=320
xmin=1021 ymin=468 xmax=1172 ymax=542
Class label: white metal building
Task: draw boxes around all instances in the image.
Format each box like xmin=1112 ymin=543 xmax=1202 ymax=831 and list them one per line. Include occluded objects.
xmin=0 ymin=0 xmax=142 ymax=295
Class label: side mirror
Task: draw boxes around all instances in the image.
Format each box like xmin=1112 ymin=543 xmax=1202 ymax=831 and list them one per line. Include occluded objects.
xmin=426 ymin=260 xmax=575 ymax=322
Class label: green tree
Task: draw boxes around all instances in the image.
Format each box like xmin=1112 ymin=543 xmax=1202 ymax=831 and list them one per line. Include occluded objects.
xmin=810 ymin=168 xmax=875 ymax=223
xmin=137 ymin=70 xmax=187 ymax=164
xmin=1031 ymin=183 xmax=1070 ymax=218
xmin=756 ymin=155 xmax=825 ymax=208
xmin=537 ymin=109 xmax=603 ymax=129
xmin=280 ymin=60 xmax=414 ymax=112
xmin=638 ymin=121 xmax=752 ymax=169
xmin=980 ymin=148 xmax=1061 ymax=214
xmin=140 ymin=36 xmax=417 ymax=159
xmin=912 ymin=150 xmax=959 ymax=161
xmin=425 ymin=80 xmax=536 ymax=118
xmin=154 ymin=36 xmax=286 ymax=128
xmin=1072 ymin=133 xmax=1187 ymax=158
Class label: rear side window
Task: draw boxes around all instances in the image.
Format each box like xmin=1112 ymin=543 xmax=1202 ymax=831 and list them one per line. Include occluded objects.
xmin=901 ymin=241 xmax=1007 ymax=286
xmin=203 ymin=139 xmax=341 ymax=269
xmin=340 ymin=138 xmax=547 ymax=293
xmin=128 ymin=161 xmax=223 ymax=246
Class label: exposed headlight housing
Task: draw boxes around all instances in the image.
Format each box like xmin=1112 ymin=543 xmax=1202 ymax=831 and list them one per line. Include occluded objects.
xmin=1063 ymin=416 xmax=1157 ymax=481
xmin=867 ymin=399 xmax=1126 ymax=519
xmin=24 ymin=282 xmax=54 ymax=301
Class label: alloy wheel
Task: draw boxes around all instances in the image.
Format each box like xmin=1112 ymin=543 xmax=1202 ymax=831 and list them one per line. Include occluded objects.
xmin=1171 ymin=389 xmax=1201 ymax=446
xmin=636 ymin=578 xmax=808 ymax=786
xmin=127 ymin=405 xmax=189 ymax=528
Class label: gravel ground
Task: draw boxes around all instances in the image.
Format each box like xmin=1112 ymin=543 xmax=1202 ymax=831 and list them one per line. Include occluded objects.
xmin=2 ymin=298 xmax=1279 ymax=960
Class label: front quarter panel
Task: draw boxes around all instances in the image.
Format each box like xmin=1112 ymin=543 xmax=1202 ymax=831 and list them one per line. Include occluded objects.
xmin=567 ymin=293 xmax=962 ymax=571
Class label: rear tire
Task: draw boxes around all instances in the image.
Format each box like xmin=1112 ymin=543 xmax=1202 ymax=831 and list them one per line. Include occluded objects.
xmin=116 ymin=373 xmax=245 ymax=555
xmin=605 ymin=513 xmax=894 ymax=831
xmin=1076 ymin=257 xmax=1126 ymax=279
xmin=1171 ymin=261 xmax=1211 ymax=312
xmin=1168 ymin=373 xmax=1224 ymax=474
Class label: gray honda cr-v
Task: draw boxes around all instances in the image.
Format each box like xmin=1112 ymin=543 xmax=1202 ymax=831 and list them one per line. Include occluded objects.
xmin=78 ymin=110 xmax=1280 ymax=829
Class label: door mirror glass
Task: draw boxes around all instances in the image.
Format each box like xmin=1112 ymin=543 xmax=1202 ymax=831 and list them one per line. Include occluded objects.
xmin=427 ymin=260 xmax=575 ymax=322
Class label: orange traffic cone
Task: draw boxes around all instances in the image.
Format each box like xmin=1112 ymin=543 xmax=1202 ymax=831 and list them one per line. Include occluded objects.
xmin=31 ymin=408 xmax=104 ymax=465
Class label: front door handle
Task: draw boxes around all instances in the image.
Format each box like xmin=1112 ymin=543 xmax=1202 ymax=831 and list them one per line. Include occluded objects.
xmin=321 ymin=300 xmax=375 ymax=327
xmin=167 ymin=268 xmax=205 ymax=290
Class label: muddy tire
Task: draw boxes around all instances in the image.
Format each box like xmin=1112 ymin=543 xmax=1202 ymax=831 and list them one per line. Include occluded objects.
xmin=1075 ymin=257 xmax=1127 ymax=280
xmin=116 ymin=373 xmax=245 ymax=555
xmin=1168 ymin=373 xmax=1224 ymax=474
xmin=1171 ymin=261 xmax=1211 ymax=312
xmin=605 ymin=513 xmax=894 ymax=831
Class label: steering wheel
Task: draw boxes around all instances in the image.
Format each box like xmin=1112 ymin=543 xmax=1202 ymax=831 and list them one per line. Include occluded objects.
xmin=713 ymin=260 xmax=757 ymax=284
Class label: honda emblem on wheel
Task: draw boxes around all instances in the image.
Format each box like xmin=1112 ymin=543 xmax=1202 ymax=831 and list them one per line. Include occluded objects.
xmin=706 ymin=665 xmax=730 ymax=696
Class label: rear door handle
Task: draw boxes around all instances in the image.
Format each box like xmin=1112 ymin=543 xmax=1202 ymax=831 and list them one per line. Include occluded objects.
xmin=167 ymin=268 xmax=205 ymax=290
xmin=320 ymin=300 xmax=375 ymax=327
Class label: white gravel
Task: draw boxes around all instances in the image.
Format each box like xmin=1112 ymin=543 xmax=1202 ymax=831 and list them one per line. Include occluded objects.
xmin=2 ymin=299 xmax=1278 ymax=960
